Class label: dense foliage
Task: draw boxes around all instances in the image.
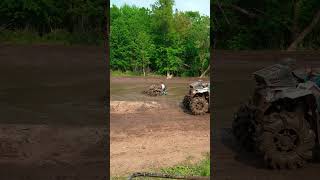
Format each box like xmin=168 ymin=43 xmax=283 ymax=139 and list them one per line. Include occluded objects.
xmin=0 ymin=0 xmax=105 ymax=45
xmin=212 ymin=0 xmax=320 ymax=50
xmin=110 ymin=0 xmax=210 ymax=77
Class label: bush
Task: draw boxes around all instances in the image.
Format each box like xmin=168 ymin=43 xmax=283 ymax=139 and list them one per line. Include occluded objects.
xmin=0 ymin=29 xmax=103 ymax=45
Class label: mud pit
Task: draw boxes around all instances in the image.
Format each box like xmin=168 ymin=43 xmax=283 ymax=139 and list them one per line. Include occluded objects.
xmin=110 ymin=77 xmax=210 ymax=176
xmin=213 ymin=51 xmax=320 ymax=180
xmin=0 ymin=44 xmax=107 ymax=179
xmin=110 ymin=101 xmax=163 ymax=114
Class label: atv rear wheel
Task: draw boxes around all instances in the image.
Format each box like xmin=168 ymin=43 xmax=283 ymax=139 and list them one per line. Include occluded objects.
xmin=259 ymin=111 xmax=315 ymax=169
xmin=190 ymin=96 xmax=208 ymax=115
xmin=232 ymin=102 xmax=257 ymax=151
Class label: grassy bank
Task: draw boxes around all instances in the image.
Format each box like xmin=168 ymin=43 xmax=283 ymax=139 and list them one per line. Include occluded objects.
xmin=111 ymin=70 xmax=163 ymax=77
xmin=111 ymin=70 xmax=210 ymax=78
xmin=0 ymin=30 xmax=103 ymax=46
xmin=112 ymin=154 xmax=210 ymax=179
xmin=161 ymin=154 xmax=210 ymax=177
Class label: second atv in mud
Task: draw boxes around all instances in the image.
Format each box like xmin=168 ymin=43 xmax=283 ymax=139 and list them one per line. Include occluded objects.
xmin=232 ymin=59 xmax=320 ymax=169
xmin=143 ymin=83 xmax=167 ymax=96
xmin=183 ymin=80 xmax=210 ymax=115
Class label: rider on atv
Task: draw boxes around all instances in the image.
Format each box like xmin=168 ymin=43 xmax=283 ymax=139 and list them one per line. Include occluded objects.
xmin=160 ymin=82 xmax=167 ymax=95
xmin=285 ymin=58 xmax=320 ymax=111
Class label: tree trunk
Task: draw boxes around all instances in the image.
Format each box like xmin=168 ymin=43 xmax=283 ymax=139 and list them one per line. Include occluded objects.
xmin=287 ymin=10 xmax=320 ymax=51
xmin=143 ymin=61 xmax=146 ymax=76
xmin=167 ymin=71 xmax=173 ymax=79
xmin=200 ymin=65 xmax=210 ymax=78
xmin=292 ymin=0 xmax=300 ymax=40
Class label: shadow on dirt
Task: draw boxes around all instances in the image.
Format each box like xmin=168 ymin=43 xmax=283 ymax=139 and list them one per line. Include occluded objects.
xmin=220 ymin=128 xmax=266 ymax=169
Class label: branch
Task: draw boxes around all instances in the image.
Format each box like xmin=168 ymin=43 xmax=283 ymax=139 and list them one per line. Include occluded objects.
xmin=287 ymin=9 xmax=320 ymax=51
xmin=213 ymin=2 xmax=293 ymax=32
xmin=183 ymin=63 xmax=191 ymax=68
xmin=200 ymin=65 xmax=210 ymax=78
xmin=213 ymin=2 xmax=258 ymax=18
xmin=229 ymin=4 xmax=258 ymax=18
xmin=216 ymin=0 xmax=230 ymax=24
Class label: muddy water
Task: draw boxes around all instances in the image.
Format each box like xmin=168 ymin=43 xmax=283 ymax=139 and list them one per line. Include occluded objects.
xmin=213 ymin=51 xmax=320 ymax=180
xmin=111 ymin=77 xmax=209 ymax=105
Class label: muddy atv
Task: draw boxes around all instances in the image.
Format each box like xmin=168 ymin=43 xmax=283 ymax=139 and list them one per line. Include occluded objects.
xmin=232 ymin=61 xmax=320 ymax=169
xmin=143 ymin=84 xmax=167 ymax=96
xmin=183 ymin=80 xmax=210 ymax=115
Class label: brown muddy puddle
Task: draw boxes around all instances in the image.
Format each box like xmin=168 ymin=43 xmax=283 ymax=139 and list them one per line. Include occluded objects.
xmin=111 ymin=77 xmax=209 ymax=104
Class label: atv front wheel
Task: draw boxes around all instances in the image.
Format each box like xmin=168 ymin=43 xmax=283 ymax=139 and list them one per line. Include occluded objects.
xmin=259 ymin=111 xmax=315 ymax=169
xmin=232 ymin=102 xmax=257 ymax=152
xmin=190 ymin=96 xmax=208 ymax=115
xmin=183 ymin=95 xmax=191 ymax=110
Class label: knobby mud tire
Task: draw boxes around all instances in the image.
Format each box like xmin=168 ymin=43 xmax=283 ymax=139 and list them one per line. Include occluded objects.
xmin=190 ymin=96 xmax=208 ymax=115
xmin=259 ymin=111 xmax=315 ymax=169
xmin=183 ymin=95 xmax=191 ymax=110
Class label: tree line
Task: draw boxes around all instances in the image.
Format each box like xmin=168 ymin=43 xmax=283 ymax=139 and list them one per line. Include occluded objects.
xmin=212 ymin=0 xmax=320 ymax=50
xmin=110 ymin=0 xmax=210 ymax=77
xmin=0 ymin=0 xmax=105 ymax=45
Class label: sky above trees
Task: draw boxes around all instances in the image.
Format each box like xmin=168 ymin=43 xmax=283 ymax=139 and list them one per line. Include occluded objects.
xmin=110 ymin=0 xmax=210 ymax=16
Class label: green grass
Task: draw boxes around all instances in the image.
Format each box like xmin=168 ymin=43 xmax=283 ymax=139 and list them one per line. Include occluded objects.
xmin=111 ymin=154 xmax=210 ymax=180
xmin=111 ymin=70 xmax=141 ymax=77
xmin=160 ymin=154 xmax=210 ymax=177
xmin=111 ymin=70 xmax=163 ymax=77
xmin=0 ymin=29 xmax=103 ymax=45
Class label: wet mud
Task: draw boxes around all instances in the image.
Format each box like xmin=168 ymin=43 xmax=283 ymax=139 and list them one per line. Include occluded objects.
xmin=0 ymin=44 xmax=107 ymax=179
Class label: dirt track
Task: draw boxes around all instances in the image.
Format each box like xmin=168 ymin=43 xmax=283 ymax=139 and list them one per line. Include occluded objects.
xmin=110 ymin=77 xmax=210 ymax=176
xmin=213 ymin=51 xmax=320 ymax=180
xmin=0 ymin=44 xmax=107 ymax=179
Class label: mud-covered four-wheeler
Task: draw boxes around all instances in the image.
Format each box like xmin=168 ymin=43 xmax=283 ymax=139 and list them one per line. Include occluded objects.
xmin=143 ymin=84 xmax=167 ymax=96
xmin=232 ymin=60 xmax=320 ymax=169
xmin=183 ymin=80 xmax=210 ymax=115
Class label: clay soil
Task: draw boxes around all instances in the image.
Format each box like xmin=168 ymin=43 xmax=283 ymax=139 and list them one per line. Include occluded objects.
xmin=110 ymin=77 xmax=210 ymax=176
xmin=212 ymin=50 xmax=320 ymax=180
xmin=0 ymin=44 xmax=107 ymax=180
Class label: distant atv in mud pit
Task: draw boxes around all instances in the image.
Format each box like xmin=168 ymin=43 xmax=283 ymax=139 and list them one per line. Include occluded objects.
xmin=183 ymin=80 xmax=210 ymax=115
xmin=143 ymin=84 xmax=167 ymax=96
xmin=232 ymin=60 xmax=320 ymax=169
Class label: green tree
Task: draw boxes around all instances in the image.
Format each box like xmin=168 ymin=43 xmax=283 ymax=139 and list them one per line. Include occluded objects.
xmin=109 ymin=0 xmax=210 ymax=77
xmin=135 ymin=32 xmax=155 ymax=76
xmin=0 ymin=0 xmax=104 ymax=44
xmin=212 ymin=0 xmax=320 ymax=50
